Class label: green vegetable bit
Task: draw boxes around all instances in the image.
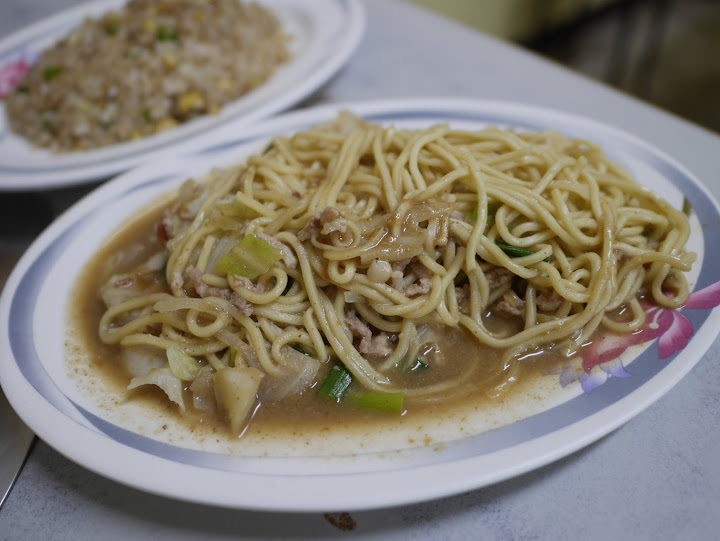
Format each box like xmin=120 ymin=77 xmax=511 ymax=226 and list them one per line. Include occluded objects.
xmin=215 ymin=234 xmax=283 ymax=279
xmin=317 ymin=362 xmax=406 ymax=413
xmin=682 ymin=197 xmax=692 ymax=216
xmin=466 ymin=208 xmax=478 ymax=225
xmin=167 ymin=346 xmax=202 ymax=381
xmin=216 ymin=200 xmax=258 ymax=220
xmin=496 ymin=240 xmax=549 ymax=262
xmin=409 ymin=358 xmax=429 ymax=372
xmin=485 ymin=201 xmax=500 ymax=229
xmin=346 ymin=391 xmax=404 ymax=413
xmin=317 ymin=363 xmax=353 ymax=402
xmin=141 ymin=108 xmax=152 ymax=122
xmin=467 ymin=201 xmax=500 ymax=231
xmin=156 ymin=25 xmax=180 ymax=42
xmin=105 ymin=22 xmax=120 ymax=35
xmin=42 ymin=66 xmax=62 ymax=81
xmin=228 ymin=347 xmax=237 ymax=367
xmin=495 ymin=240 xmax=535 ymax=258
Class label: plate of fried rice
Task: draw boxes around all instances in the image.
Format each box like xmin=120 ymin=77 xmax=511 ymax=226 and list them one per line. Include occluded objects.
xmin=0 ymin=0 xmax=365 ymax=190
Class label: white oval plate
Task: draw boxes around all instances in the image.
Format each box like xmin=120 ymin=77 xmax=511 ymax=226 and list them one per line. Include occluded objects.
xmin=0 ymin=0 xmax=364 ymax=191
xmin=2 ymin=99 xmax=720 ymax=512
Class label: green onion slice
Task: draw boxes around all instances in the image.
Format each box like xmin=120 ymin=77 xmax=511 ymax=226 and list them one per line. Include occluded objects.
xmin=495 ymin=241 xmax=535 ymax=258
xmin=346 ymin=392 xmax=404 ymax=413
xmin=156 ymin=25 xmax=180 ymax=42
xmin=682 ymin=197 xmax=692 ymax=216
xmin=495 ymin=240 xmax=549 ymax=262
xmin=43 ymin=66 xmax=62 ymax=81
xmin=317 ymin=363 xmax=353 ymax=402
xmin=409 ymin=358 xmax=429 ymax=372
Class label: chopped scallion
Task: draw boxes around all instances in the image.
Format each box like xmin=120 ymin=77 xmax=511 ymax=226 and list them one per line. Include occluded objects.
xmin=409 ymin=358 xmax=429 ymax=372
xmin=317 ymin=363 xmax=353 ymax=402
xmin=43 ymin=66 xmax=62 ymax=81
xmin=105 ymin=22 xmax=120 ymax=35
xmin=496 ymin=240 xmax=549 ymax=262
xmin=682 ymin=197 xmax=692 ymax=216
xmin=496 ymin=241 xmax=535 ymax=258
xmin=346 ymin=391 xmax=404 ymax=413
xmin=156 ymin=25 xmax=180 ymax=42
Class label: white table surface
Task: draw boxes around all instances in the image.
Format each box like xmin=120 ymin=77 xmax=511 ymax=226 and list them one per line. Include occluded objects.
xmin=1 ymin=1 xmax=719 ymax=539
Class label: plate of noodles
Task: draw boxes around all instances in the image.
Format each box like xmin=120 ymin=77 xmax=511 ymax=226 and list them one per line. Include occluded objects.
xmin=0 ymin=0 xmax=365 ymax=191
xmin=2 ymin=98 xmax=720 ymax=512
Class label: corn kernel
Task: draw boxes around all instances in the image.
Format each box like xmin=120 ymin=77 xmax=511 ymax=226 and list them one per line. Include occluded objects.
xmin=177 ymin=91 xmax=205 ymax=114
xmin=161 ymin=54 xmax=178 ymax=69
xmin=155 ymin=118 xmax=178 ymax=132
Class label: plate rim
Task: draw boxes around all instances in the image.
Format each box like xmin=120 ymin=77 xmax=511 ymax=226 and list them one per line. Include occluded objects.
xmin=1 ymin=97 xmax=719 ymax=511
xmin=0 ymin=0 xmax=366 ymax=191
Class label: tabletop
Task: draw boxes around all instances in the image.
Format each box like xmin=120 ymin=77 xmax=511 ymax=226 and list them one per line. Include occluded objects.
xmin=1 ymin=1 xmax=719 ymax=540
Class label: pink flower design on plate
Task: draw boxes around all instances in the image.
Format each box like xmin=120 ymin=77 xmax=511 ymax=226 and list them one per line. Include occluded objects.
xmin=0 ymin=52 xmax=35 ymax=99
xmin=564 ymin=279 xmax=720 ymax=393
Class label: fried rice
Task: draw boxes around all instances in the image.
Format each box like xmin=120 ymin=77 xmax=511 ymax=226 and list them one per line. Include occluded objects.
xmin=4 ymin=0 xmax=290 ymax=152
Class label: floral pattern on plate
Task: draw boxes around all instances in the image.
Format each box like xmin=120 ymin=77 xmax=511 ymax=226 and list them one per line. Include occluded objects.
xmin=561 ymin=279 xmax=720 ymax=392
xmin=0 ymin=51 xmax=35 ymax=99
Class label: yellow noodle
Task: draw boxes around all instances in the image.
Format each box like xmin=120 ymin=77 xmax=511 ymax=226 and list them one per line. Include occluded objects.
xmin=95 ymin=112 xmax=697 ymax=434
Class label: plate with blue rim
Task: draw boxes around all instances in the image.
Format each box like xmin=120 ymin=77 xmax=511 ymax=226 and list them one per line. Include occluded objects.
xmin=0 ymin=0 xmax=365 ymax=191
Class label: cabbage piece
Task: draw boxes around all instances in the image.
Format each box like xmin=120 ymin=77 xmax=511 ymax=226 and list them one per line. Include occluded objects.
xmin=120 ymin=345 xmax=166 ymax=377
xmin=127 ymin=367 xmax=185 ymax=412
xmin=167 ymin=346 xmax=202 ymax=381
xmin=213 ymin=366 xmax=264 ymax=434
xmin=358 ymin=234 xmax=424 ymax=265
xmin=99 ymin=251 xmax=168 ymax=308
xmin=216 ymin=200 xmax=259 ymax=220
xmin=260 ymin=346 xmax=320 ymax=403
xmin=215 ymin=234 xmax=283 ymax=279
xmin=190 ymin=365 xmax=216 ymax=412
